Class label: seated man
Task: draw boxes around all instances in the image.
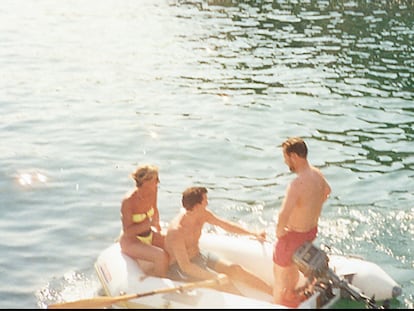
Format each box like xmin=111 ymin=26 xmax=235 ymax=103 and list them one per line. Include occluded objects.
xmin=164 ymin=186 xmax=272 ymax=296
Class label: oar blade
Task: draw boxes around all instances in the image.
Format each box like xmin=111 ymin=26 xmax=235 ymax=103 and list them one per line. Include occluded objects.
xmin=48 ymin=296 xmax=110 ymax=309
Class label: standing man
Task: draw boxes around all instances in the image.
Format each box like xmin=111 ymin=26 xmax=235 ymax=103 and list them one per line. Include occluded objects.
xmin=165 ymin=186 xmax=273 ymax=296
xmin=273 ymin=137 xmax=331 ymax=307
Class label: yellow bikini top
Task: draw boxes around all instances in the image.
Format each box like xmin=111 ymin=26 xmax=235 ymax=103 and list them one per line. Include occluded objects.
xmin=132 ymin=207 xmax=155 ymax=223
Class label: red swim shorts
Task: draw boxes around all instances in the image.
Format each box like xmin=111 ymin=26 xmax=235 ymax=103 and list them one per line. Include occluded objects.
xmin=273 ymin=227 xmax=317 ymax=267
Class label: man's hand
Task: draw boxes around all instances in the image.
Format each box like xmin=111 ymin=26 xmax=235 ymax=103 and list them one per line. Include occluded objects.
xmin=216 ymin=273 xmax=230 ymax=286
xmin=254 ymin=230 xmax=267 ymax=243
xmin=276 ymin=224 xmax=288 ymax=239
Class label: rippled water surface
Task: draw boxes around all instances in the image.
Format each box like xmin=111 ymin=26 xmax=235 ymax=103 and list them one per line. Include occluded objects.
xmin=0 ymin=0 xmax=413 ymax=308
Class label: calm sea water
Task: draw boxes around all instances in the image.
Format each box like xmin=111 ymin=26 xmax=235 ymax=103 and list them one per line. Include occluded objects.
xmin=0 ymin=0 xmax=412 ymax=308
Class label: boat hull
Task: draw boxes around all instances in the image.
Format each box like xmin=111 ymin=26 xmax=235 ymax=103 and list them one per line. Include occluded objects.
xmin=199 ymin=233 xmax=401 ymax=301
xmin=95 ymin=243 xmax=287 ymax=309
xmin=94 ymin=232 xmax=401 ymax=308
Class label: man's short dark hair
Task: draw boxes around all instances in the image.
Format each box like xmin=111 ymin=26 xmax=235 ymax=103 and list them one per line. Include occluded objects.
xmin=182 ymin=187 xmax=208 ymax=211
xmin=282 ymin=137 xmax=308 ymax=158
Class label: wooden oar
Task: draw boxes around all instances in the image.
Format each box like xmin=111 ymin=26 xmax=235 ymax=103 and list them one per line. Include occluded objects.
xmin=48 ymin=275 xmax=228 ymax=309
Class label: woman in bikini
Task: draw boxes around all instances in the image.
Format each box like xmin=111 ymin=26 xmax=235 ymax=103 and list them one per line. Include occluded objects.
xmin=119 ymin=164 xmax=169 ymax=277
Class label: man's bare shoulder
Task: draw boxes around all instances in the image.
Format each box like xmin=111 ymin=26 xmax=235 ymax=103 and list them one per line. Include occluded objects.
xmin=289 ymin=175 xmax=304 ymax=189
xmin=310 ymin=165 xmax=324 ymax=175
xmin=166 ymin=222 xmax=185 ymax=238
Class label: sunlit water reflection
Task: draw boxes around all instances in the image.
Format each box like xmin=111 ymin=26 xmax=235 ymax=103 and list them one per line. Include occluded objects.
xmin=0 ymin=0 xmax=412 ymax=308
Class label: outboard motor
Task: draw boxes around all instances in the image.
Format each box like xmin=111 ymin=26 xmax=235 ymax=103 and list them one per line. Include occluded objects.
xmin=293 ymin=242 xmax=388 ymax=309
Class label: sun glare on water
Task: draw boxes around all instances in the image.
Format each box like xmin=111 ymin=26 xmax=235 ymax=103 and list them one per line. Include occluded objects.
xmin=17 ymin=171 xmax=48 ymax=186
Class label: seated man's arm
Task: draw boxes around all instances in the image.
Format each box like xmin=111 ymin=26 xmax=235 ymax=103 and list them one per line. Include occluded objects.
xmin=205 ymin=209 xmax=266 ymax=242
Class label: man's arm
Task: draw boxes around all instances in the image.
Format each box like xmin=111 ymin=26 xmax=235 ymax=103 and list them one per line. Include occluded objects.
xmin=205 ymin=210 xmax=266 ymax=241
xmin=323 ymin=178 xmax=331 ymax=202
xmin=276 ymin=182 xmax=298 ymax=238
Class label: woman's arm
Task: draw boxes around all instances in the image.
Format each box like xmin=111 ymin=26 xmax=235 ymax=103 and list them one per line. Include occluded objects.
xmin=121 ymin=200 xmax=151 ymax=237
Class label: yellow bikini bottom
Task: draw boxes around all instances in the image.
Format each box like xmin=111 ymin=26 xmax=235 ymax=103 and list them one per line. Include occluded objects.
xmin=136 ymin=230 xmax=153 ymax=245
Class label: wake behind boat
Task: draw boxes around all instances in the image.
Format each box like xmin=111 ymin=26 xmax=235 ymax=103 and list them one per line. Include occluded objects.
xmin=87 ymin=231 xmax=402 ymax=309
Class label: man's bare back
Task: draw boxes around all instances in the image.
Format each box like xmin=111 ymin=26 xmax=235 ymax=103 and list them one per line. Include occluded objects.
xmin=285 ymin=165 xmax=331 ymax=233
xmin=164 ymin=209 xmax=204 ymax=265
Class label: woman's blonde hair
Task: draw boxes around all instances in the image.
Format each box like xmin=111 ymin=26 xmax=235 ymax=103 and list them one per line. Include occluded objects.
xmin=130 ymin=164 xmax=159 ymax=187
